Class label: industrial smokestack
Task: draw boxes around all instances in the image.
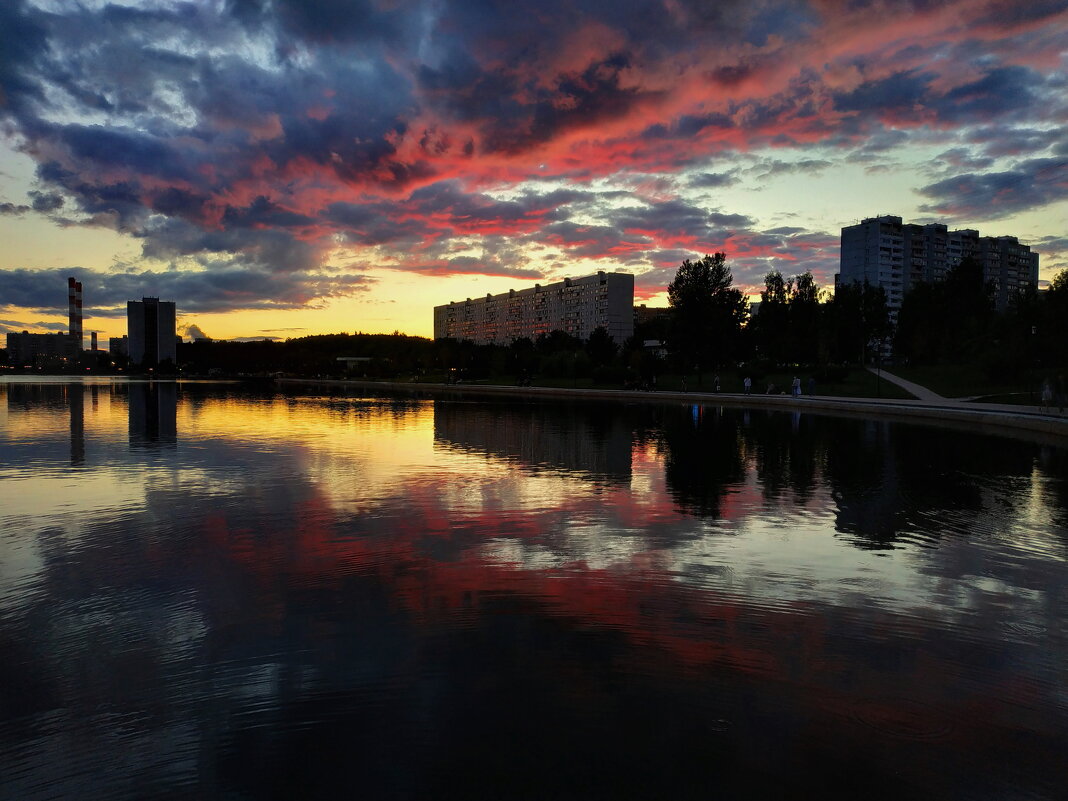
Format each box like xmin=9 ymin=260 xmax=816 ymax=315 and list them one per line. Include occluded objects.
xmin=68 ymin=277 xmax=76 ymax=334
xmin=68 ymin=277 xmax=83 ymax=350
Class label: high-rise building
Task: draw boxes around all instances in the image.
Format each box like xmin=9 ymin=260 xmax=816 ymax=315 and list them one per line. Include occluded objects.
xmin=839 ymin=216 xmax=1040 ymax=316
xmin=434 ymin=271 xmax=634 ymax=345
xmin=127 ymin=297 xmax=177 ymax=366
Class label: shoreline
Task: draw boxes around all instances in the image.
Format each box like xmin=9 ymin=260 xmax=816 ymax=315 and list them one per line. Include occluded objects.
xmin=279 ymin=377 xmax=1068 ymax=440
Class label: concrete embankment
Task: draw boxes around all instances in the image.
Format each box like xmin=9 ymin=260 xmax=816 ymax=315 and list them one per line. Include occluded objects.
xmin=278 ymin=378 xmax=1068 ymax=440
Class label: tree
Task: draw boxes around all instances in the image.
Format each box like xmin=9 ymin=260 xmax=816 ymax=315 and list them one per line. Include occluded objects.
xmin=826 ymin=280 xmax=889 ymax=364
xmin=667 ymin=253 xmax=748 ymax=379
xmin=788 ymin=271 xmax=821 ymax=364
xmin=1043 ymin=269 xmax=1068 ymax=367
xmin=535 ymin=329 xmax=582 ymax=355
xmin=753 ymin=270 xmax=791 ymax=364
xmin=895 ymin=256 xmax=995 ymax=365
xmin=585 ymin=326 xmax=617 ymax=367
xmin=894 ymin=281 xmax=944 ymax=362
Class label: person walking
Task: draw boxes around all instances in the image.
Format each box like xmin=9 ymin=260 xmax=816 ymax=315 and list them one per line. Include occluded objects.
xmin=792 ymin=376 xmax=801 ymax=398
xmin=743 ymin=375 xmax=752 ymax=396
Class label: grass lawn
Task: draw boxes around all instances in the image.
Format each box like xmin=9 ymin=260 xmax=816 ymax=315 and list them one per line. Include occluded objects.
xmin=884 ymin=364 xmax=1045 ymax=400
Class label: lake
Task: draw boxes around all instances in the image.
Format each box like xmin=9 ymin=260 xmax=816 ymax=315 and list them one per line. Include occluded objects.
xmin=1 ymin=377 xmax=1066 ymax=800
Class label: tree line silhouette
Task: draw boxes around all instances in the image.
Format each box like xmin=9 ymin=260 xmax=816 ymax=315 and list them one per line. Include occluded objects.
xmin=5 ymin=253 xmax=1063 ymax=382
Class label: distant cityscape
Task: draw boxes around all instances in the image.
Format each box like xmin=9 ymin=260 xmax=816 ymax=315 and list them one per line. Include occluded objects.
xmin=5 ymin=281 xmax=178 ymax=371
xmin=0 ymin=213 xmax=1046 ymax=371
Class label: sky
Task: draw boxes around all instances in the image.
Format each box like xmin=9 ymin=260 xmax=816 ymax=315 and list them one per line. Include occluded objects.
xmin=0 ymin=0 xmax=1066 ymax=344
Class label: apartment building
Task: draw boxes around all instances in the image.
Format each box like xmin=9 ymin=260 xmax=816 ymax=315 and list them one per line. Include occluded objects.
xmin=839 ymin=216 xmax=1040 ymax=314
xmin=127 ymin=297 xmax=177 ymax=366
xmin=433 ymin=271 xmax=634 ymax=345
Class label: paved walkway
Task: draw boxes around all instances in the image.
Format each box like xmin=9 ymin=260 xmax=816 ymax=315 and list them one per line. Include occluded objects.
xmin=866 ymin=367 xmax=946 ymax=402
xmin=287 ymin=375 xmax=1068 ymax=439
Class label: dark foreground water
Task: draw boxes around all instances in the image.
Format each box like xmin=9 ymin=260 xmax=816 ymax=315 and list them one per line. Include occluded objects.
xmin=1 ymin=378 xmax=1067 ymax=800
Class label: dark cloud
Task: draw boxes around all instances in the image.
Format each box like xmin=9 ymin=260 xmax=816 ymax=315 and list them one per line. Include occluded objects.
xmin=919 ymin=158 xmax=1068 ymax=220
xmin=139 ymin=218 xmax=320 ymax=273
xmin=748 ymin=158 xmax=833 ymax=179
xmin=835 ymin=70 xmax=934 ymax=115
xmin=0 ymin=0 xmax=48 ymax=113
xmin=150 ymin=188 xmax=211 ymax=222
xmin=400 ymin=258 xmax=544 ymax=280
xmin=934 ymin=148 xmax=995 ymax=172
xmin=29 ymin=191 xmax=64 ymax=213
xmin=221 ymin=196 xmax=315 ymax=229
xmin=54 ymin=125 xmax=191 ymax=181
xmin=272 ymin=0 xmax=406 ymax=45
xmin=607 ymin=200 xmax=755 ymax=247
xmin=966 ymin=127 xmax=1064 ymax=159
xmin=0 ymin=267 xmax=373 ymax=315
xmin=1036 ymin=235 xmax=1068 ymax=252
xmin=939 ymin=66 xmax=1041 ymax=122
xmin=542 ymin=221 xmax=647 ymax=259
xmin=834 ymin=65 xmax=1052 ymax=127
xmin=687 ymin=171 xmax=739 ymax=188
xmin=971 ymin=0 xmax=1068 ymax=29
xmin=0 ymin=319 xmax=70 ymax=334
xmin=0 ymin=0 xmax=1064 ymax=322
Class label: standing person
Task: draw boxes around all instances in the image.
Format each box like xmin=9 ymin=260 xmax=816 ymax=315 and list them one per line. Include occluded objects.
xmin=714 ymin=374 xmax=721 ymax=393
xmin=1041 ymin=378 xmax=1053 ymax=411
xmin=743 ymin=375 xmax=752 ymax=395
xmin=808 ymin=376 xmax=815 ymax=396
xmin=792 ymin=376 xmax=801 ymax=397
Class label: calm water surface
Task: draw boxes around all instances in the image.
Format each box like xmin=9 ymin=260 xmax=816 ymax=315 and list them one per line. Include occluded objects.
xmin=1 ymin=377 xmax=1066 ymax=800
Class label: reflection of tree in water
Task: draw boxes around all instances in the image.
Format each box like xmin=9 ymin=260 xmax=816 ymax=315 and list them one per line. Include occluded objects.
xmin=660 ymin=405 xmax=746 ymax=518
xmin=825 ymin=419 xmax=1042 ymax=549
xmin=823 ymin=419 xmax=905 ymax=548
xmin=742 ymin=410 xmax=822 ymax=503
xmin=660 ymin=406 xmax=827 ymax=519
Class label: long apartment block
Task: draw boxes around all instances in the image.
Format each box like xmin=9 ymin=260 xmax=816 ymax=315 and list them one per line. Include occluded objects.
xmin=434 ymin=271 xmax=634 ymax=345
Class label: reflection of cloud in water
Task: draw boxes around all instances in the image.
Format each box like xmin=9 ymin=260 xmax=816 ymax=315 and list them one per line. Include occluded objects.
xmin=2 ymin=384 xmax=1068 ymax=799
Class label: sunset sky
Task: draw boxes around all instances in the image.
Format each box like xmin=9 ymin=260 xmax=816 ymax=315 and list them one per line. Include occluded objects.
xmin=1 ymin=0 xmax=1066 ymax=343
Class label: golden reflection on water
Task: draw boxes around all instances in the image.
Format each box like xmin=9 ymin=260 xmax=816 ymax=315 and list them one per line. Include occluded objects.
xmin=2 ymin=379 xmax=1068 ymax=801
xmin=2 ymin=379 xmax=1066 ymax=625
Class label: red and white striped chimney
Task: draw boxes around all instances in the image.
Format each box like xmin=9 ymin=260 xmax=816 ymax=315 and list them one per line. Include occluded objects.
xmin=68 ymin=277 xmax=83 ymax=349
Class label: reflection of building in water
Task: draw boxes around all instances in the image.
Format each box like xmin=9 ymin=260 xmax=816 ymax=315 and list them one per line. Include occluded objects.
xmin=3 ymin=382 xmax=87 ymax=464
xmin=433 ymin=402 xmax=631 ymax=481
xmin=69 ymin=383 xmax=84 ymax=465
xmin=128 ymin=382 xmax=177 ymax=448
